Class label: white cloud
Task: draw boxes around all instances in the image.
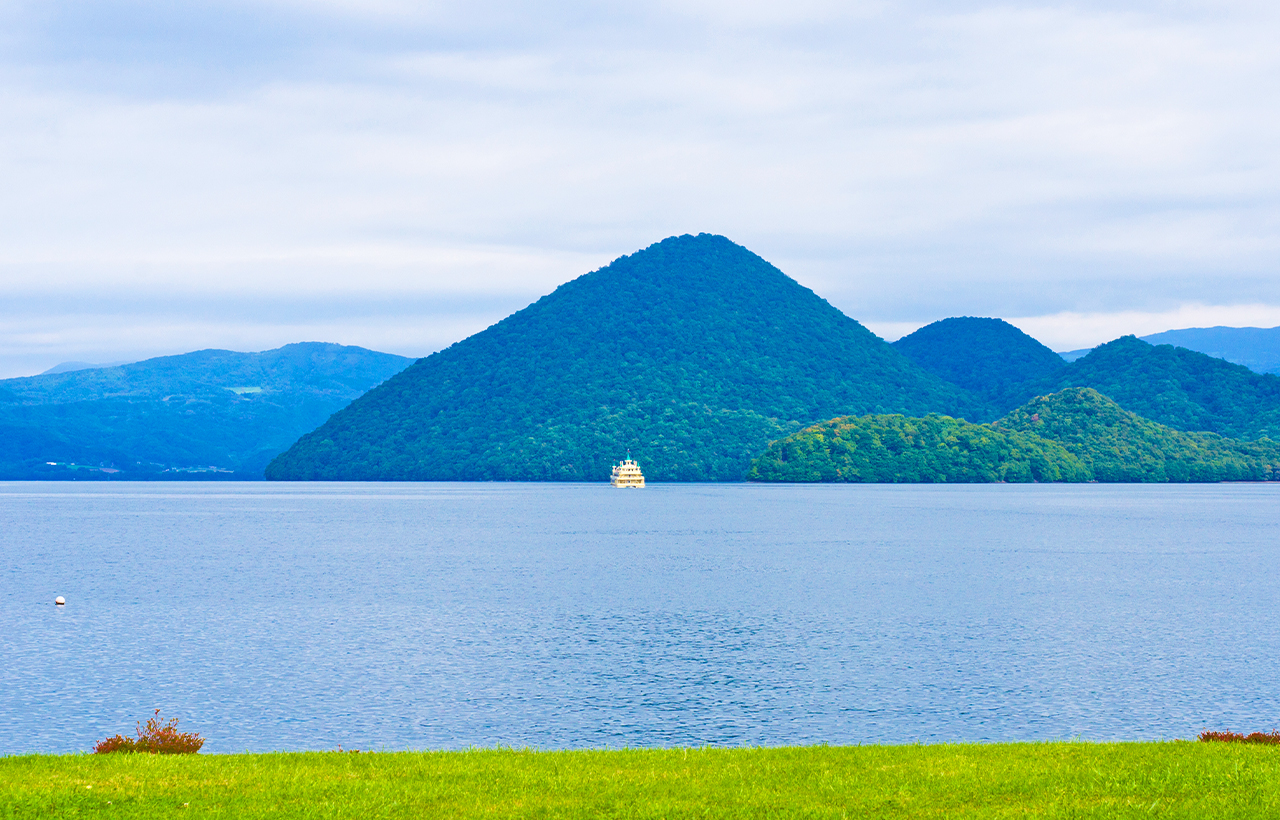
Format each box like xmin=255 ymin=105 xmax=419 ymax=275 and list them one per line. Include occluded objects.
xmin=1 ymin=0 xmax=1280 ymax=369
xmin=1007 ymin=304 xmax=1280 ymax=352
xmin=0 ymin=302 xmax=514 ymax=379
xmin=867 ymin=304 xmax=1280 ymax=352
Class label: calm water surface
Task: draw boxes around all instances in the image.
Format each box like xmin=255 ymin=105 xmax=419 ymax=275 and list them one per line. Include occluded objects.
xmin=2 ymin=481 xmax=1279 ymax=754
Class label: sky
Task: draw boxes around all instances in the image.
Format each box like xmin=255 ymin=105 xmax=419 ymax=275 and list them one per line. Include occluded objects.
xmin=1 ymin=0 xmax=1279 ymax=378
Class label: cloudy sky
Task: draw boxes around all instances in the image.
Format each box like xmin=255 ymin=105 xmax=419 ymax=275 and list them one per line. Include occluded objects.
xmin=1 ymin=0 xmax=1278 ymax=377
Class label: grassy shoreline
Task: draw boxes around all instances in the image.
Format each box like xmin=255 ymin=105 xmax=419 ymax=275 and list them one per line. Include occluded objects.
xmin=4 ymin=742 xmax=1279 ymax=818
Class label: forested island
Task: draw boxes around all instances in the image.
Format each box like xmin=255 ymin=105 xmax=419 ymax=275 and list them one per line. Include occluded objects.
xmin=749 ymin=388 xmax=1280 ymax=483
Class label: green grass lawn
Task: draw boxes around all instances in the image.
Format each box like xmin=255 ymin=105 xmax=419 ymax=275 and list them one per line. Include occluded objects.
xmin=3 ymin=743 xmax=1278 ymax=819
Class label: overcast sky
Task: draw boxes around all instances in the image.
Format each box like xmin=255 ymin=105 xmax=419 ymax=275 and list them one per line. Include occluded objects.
xmin=2 ymin=0 xmax=1278 ymax=377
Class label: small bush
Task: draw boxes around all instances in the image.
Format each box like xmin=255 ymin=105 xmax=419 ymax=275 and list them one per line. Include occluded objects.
xmin=1199 ymin=730 xmax=1280 ymax=745
xmin=94 ymin=710 xmax=204 ymax=755
xmin=92 ymin=734 xmax=136 ymax=754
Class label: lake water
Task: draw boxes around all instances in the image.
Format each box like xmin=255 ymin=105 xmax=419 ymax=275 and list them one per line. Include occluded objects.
xmin=3 ymin=481 xmax=1279 ymax=755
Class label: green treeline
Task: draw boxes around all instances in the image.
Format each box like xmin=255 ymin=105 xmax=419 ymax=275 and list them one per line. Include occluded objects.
xmin=747 ymin=413 xmax=1088 ymax=483
xmin=750 ymin=388 xmax=1280 ymax=483
xmin=996 ymin=387 xmax=1280 ymax=482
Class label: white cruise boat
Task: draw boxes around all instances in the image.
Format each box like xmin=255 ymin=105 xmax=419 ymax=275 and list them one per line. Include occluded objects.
xmin=610 ymin=456 xmax=645 ymax=488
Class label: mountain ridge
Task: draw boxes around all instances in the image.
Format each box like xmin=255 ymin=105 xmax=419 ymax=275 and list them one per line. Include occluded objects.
xmin=748 ymin=388 xmax=1280 ymax=483
xmin=1023 ymin=336 xmax=1280 ymax=440
xmin=0 ymin=342 xmax=413 ymax=479
xmin=1061 ymin=325 xmax=1280 ymax=373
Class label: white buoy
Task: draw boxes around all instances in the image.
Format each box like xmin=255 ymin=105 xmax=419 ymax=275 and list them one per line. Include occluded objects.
xmin=55 ymin=596 xmax=65 ymax=606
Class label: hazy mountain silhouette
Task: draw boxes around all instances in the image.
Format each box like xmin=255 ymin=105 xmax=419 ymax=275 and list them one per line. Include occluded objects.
xmin=0 ymin=343 xmax=413 ymax=479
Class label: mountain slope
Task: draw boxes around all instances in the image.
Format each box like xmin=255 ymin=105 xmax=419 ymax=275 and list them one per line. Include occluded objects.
xmin=748 ymin=388 xmax=1280 ymax=483
xmin=995 ymin=388 xmax=1280 ymax=482
xmin=892 ymin=317 xmax=1064 ymax=404
xmin=267 ymin=234 xmax=983 ymax=482
xmin=747 ymin=413 xmax=1088 ymax=483
xmin=1026 ymin=336 xmax=1280 ymax=440
xmin=0 ymin=343 xmax=413 ymax=479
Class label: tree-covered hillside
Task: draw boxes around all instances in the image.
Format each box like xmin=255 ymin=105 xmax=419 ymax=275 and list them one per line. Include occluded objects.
xmin=747 ymin=413 xmax=1088 ymax=483
xmin=891 ymin=324 xmax=1280 ymax=443
xmin=749 ymin=388 xmax=1280 ymax=483
xmin=267 ymin=234 xmax=984 ymax=482
xmin=892 ymin=317 xmax=1065 ymax=406
xmin=995 ymin=388 xmax=1280 ymax=482
xmin=0 ymin=343 xmax=412 ymax=479
xmin=1026 ymin=336 xmax=1280 ymax=440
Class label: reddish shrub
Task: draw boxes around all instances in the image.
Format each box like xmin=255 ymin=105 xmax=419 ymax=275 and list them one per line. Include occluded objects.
xmin=1199 ymin=730 xmax=1280 ymax=745
xmin=94 ymin=710 xmax=204 ymax=755
xmin=93 ymin=734 xmax=136 ymax=754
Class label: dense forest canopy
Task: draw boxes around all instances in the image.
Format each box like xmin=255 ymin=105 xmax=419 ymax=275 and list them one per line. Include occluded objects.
xmin=901 ymin=327 xmax=1280 ymax=440
xmin=995 ymin=387 xmax=1280 ymax=482
xmin=748 ymin=413 xmax=1089 ymax=483
xmin=267 ymin=234 xmax=982 ymax=482
xmin=892 ymin=317 xmax=1065 ymax=408
xmin=750 ymin=388 xmax=1280 ymax=483
xmin=1023 ymin=336 xmax=1280 ymax=440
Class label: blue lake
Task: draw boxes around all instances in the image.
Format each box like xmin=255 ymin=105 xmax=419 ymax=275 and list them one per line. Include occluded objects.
xmin=3 ymin=481 xmax=1279 ymax=754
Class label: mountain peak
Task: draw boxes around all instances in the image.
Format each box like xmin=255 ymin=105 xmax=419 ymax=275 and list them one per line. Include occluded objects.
xmin=268 ymin=236 xmax=980 ymax=482
xmin=892 ymin=317 xmax=1064 ymax=402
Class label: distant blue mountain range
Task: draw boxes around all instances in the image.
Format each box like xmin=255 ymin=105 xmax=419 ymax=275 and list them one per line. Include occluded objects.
xmin=40 ymin=360 xmax=132 ymax=375
xmin=1061 ymin=326 xmax=1280 ymax=374
xmin=0 ymin=343 xmax=413 ymax=479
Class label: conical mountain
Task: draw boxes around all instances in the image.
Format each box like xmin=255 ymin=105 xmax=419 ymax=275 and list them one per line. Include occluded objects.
xmin=267 ymin=234 xmax=982 ymax=481
xmin=892 ymin=317 xmax=1065 ymax=405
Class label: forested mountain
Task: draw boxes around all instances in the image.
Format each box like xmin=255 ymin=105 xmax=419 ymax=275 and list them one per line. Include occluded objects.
xmin=748 ymin=388 xmax=1280 ymax=483
xmin=893 ymin=321 xmax=1280 ymax=440
xmin=892 ymin=317 xmax=1065 ymax=406
xmin=267 ymin=234 xmax=982 ymax=482
xmin=1060 ymin=326 xmax=1280 ymax=372
xmin=0 ymin=343 xmax=412 ymax=479
xmin=1026 ymin=336 xmax=1280 ymax=440
xmin=747 ymin=413 xmax=1088 ymax=483
xmin=996 ymin=388 xmax=1280 ymax=482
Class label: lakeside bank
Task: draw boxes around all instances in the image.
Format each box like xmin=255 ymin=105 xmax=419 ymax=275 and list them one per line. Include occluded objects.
xmin=4 ymin=743 xmax=1280 ymax=818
